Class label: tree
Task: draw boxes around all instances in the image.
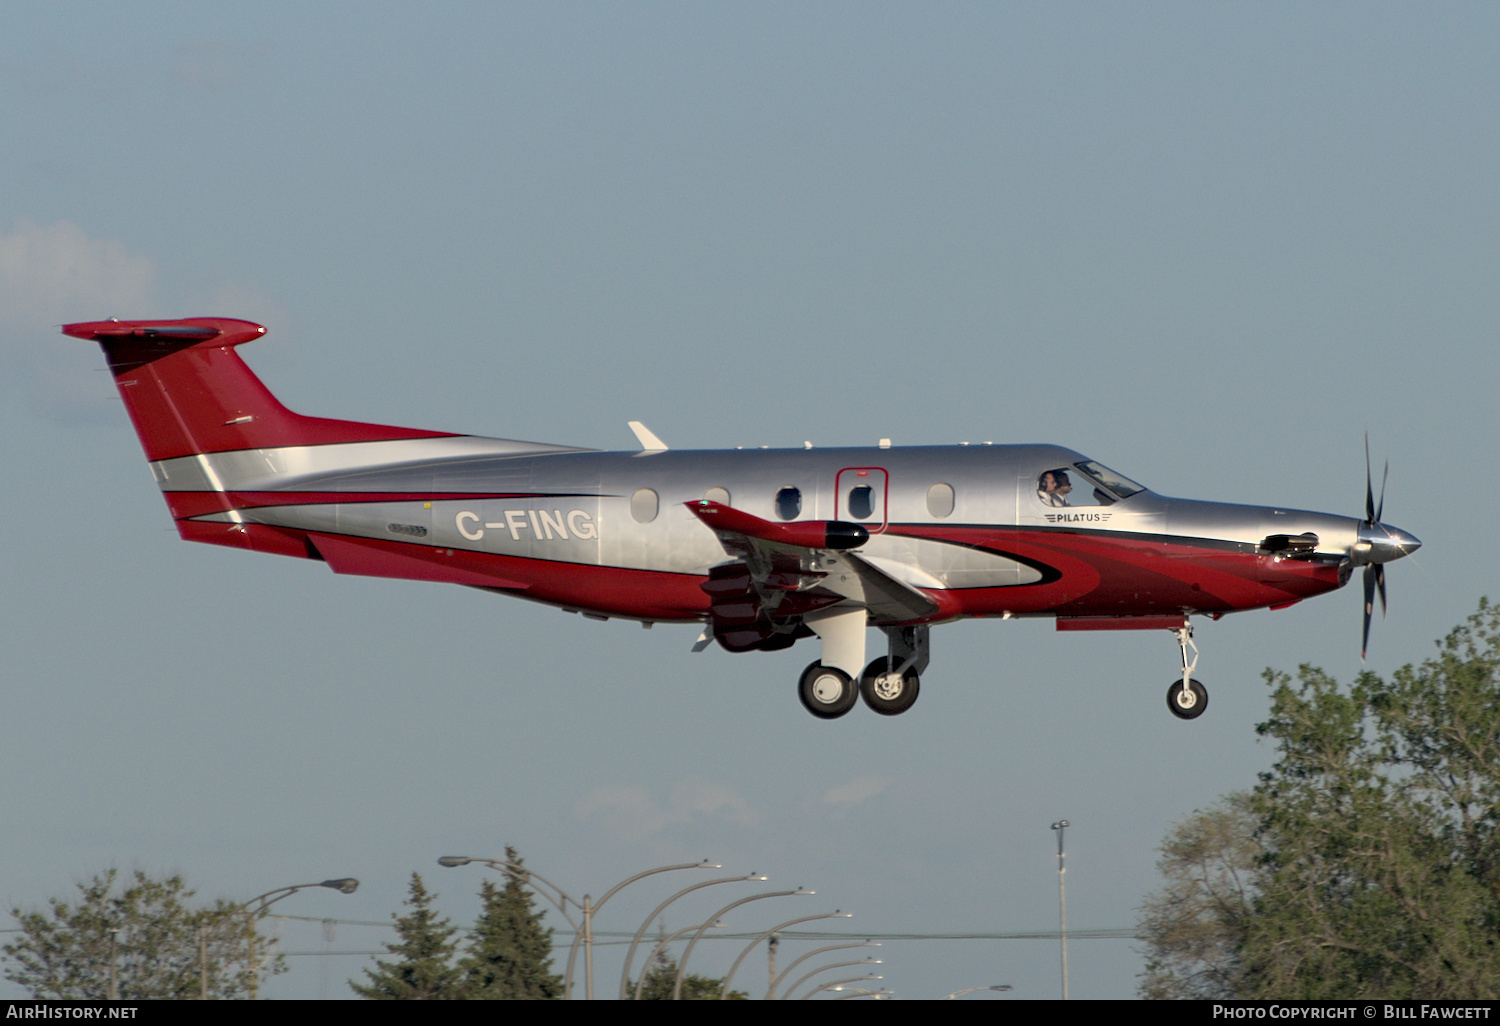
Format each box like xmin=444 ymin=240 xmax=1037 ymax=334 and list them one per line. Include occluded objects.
xmin=1138 ymin=600 xmax=1500 ymax=1000
xmin=352 ymin=873 xmax=462 ymax=1000
xmin=1137 ymin=794 xmax=1258 ymax=999
xmin=3 ymin=869 xmax=282 ymax=1000
xmin=629 ymin=938 xmax=747 ymax=1000
xmin=459 ymin=847 xmax=563 ymax=1000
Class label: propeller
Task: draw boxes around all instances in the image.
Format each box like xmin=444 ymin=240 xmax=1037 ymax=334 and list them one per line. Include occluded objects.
xmin=1353 ymin=437 xmax=1420 ymax=659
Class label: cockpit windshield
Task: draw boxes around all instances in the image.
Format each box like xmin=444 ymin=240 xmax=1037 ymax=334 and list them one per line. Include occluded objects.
xmin=1074 ymin=461 xmax=1145 ymax=499
xmin=1035 ymin=461 xmax=1147 ymax=508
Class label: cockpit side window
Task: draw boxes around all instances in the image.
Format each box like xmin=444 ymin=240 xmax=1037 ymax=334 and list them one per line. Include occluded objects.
xmin=1036 ymin=461 xmax=1146 ymax=508
xmin=1036 ymin=468 xmax=1079 ymax=507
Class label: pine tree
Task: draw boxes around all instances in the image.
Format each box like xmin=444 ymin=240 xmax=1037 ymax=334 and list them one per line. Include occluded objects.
xmin=351 ymin=873 xmax=461 ymax=1000
xmin=460 ymin=847 xmax=563 ymax=1000
xmin=630 ymin=935 xmax=747 ymax=1000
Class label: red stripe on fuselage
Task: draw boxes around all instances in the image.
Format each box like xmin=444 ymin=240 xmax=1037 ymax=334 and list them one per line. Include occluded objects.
xmin=887 ymin=524 xmax=1343 ymax=618
xmin=294 ymin=531 xmax=709 ymax=621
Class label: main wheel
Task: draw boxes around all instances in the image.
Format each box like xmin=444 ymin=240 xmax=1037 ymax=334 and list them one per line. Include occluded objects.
xmin=858 ymin=657 xmax=921 ymax=716
xmin=1166 ymin=678 xmax=1209 ymax=720
xmin=798 ymin=662 xmax=857 ymax=719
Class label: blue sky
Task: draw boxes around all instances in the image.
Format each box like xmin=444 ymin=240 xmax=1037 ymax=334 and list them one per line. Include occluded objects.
xmin=2 ymin=2 xmax=1495 ymax=999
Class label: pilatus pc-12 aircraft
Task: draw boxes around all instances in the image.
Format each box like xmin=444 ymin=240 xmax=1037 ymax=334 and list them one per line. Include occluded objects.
xmin=66 ymin=317 xmax=1421 ymax=721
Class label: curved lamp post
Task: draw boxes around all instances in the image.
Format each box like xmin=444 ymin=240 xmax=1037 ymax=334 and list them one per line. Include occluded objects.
xmin=800 ymin=973 xmax=882 ymax=999
xmin=617 ymin=873 xmax=765 ymax=999
xmin=784 ymin=959 xmax=882 ymax=1000
xmin=673 ymin=888 xmax=812 ymax=1000
xmin=222 ymin=878 xmax=359 ymax=1000
xmin=632 ymin=918 xmax=726 ymax=1000
xmin=833 ymin=987 xmax=892 ymax=1000
xmin=719 ymin=912 xmax=854 ymax=1000
xmin=438 ymin=854 xmax=717 ymax=1000
xmin=769 ymin=939 xmax=878 ymax=1000
xmin=943 ymin=984 xmax=1015 ymax=999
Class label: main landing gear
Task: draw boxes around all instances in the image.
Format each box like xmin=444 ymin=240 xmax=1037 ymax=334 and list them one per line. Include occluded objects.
xmin=1166 ymin=624 xmax=1208 ymax=720
xmin=798 ymin=625 xmax=928 ymax=719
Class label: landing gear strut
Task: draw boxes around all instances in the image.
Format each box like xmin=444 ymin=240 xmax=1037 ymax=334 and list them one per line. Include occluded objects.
xmin=1166 ymin=624 xmax=1208 ymax=720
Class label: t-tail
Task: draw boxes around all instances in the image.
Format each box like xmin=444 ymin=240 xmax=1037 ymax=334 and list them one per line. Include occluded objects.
xmin=64 ymin=317 xmax=460 ymax=558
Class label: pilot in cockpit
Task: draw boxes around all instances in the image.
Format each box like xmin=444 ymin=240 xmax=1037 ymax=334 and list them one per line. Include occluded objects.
xmin=1038 ymin=469 xmax=1072 ymax=507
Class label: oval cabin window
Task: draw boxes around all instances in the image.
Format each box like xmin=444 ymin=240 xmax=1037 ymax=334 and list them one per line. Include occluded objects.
xmin=631 ymin=488 xmax=659 ymax=523
xmin=927 ymin=483 xmax=955 ymax=518
xmin=775 ymin=487 xmax=802 ymax=521
xmin=848 ymin=485 xmax=874 ymax=520
xmin=704 ymin=487 xmax=731 ymax=506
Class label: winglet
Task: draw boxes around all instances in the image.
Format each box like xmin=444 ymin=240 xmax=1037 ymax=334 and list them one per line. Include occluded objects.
xmin=685 ymin=500 xmax=867 ymax=550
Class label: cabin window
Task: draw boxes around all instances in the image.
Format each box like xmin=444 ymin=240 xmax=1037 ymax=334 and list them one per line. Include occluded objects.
xmin=774 ymin=487 xmax=802 ymax=521
xmin=704 ymin=486 xmax=731 ymax=506
xmin=847 ymin=485 xmax=874 ymax=520
xmin=631 ymin=488 xmax=659 ymax=523
xmin=926 ymin=483 xmax=955 ymax=518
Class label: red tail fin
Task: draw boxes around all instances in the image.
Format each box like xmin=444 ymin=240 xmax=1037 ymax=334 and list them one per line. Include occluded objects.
xmin=63 ymin=317 xmax=453 ymax=461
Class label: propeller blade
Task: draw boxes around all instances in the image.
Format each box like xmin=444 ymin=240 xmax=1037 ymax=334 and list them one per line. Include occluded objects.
xmin=1376 ymin=563 xmax=1387 ymax=617
xmin=1375 ymin=460 xmax=1388 ymax=525
xmin=1362 ymin=564 xmax=1376 ymax=660
xmin=1364 ymin=434 xmax=1376 ymax=525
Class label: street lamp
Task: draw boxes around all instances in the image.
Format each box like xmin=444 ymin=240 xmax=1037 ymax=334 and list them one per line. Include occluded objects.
xmin=673 ymin=888 xmax=812 ymax=1000
xmin=801 ymin=974 xmax=883 ymax=999
xmin=767 ymin=938 xmax=876 ymax=1000
xmin=784 ymin=959 xmax=882 ymax=1000
xmin=220 ymin=878 xmax=359 ymax=999
xmin=439 ymin=854 xmax=717 ymax=999
xmin=632 ymin=918 xmax=726 ymax=1000
xmin=1052 ymin=819 xmax=1069 ymax=1000
xmin=943 ymin=984 xmax=1014 ymax=999
xmin=720 ymin=911 xmax=854 ymax=1000
xmin=618 ymin=873 xmax=766 ymax=999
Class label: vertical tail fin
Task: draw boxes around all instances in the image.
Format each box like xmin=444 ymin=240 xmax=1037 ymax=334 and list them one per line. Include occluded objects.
xmin=63 ymin=317 xmax=454 ymax=461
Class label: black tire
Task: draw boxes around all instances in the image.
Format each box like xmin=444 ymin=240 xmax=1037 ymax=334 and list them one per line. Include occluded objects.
xmin=858 ymin=657 xmax=921 ymax=716
xmin=1166 ymin=679 xmax=1209 ymax=720
xmin=798 ymin=662 xmax=857 ymax=719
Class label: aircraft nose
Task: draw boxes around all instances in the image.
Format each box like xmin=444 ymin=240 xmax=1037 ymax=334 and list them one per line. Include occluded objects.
xmin=1355 ymin=522 xmax=1421 ymax=565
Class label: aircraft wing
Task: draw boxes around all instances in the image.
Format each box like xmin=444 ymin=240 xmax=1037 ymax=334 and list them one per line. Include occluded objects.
xmin=686 ymin=500 xmax=939 ymax=627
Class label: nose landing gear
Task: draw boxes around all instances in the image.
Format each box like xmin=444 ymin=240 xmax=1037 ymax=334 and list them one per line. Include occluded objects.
xmin=1166 ymin=625 xmax=1208 ymax=720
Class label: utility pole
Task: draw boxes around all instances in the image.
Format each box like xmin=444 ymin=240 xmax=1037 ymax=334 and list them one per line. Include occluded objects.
xmin=1051 ymin=820 xmax=1069 ymax=1000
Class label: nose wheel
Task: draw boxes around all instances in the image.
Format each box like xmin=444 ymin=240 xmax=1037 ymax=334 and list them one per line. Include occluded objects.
xmin=1167 ymin=678 xmax=1208 ymax=719
xmin=1166 ymin=625 xmax=1209 ymax=720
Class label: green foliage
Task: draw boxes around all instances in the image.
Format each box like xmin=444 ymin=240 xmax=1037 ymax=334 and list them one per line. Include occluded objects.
xmin=630 ymin=949 xmax=747 ymax=1000
xmin=460 ymin=847 xmax=563 ymax=1000
xmin=1139 ymin=599 xmax=1500 ymax=1000
xmin=1137 ymin=793 xmax=1258 ymax=999
xmin=352 ymin=873 xmax=463 ymax=1000
xmin=2 ymin=869 xmax=283 ymax=1000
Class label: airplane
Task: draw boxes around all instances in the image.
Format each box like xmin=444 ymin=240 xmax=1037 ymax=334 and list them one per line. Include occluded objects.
xmin=63 ymin=316 xmax=1422 ymax=721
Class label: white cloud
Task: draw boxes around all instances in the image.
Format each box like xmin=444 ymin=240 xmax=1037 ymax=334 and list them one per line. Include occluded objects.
xmin=821 ymin=774 xmax=891 ymax=807
xmin=0 ymin=219 xmax=156 ymax=332
xmin=575 ymin=779 xmax=759 ymax=843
